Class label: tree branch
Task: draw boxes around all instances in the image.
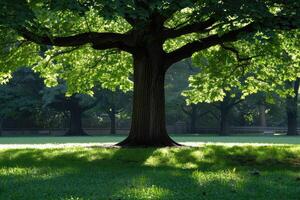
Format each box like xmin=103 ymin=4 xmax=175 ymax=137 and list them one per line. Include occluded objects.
xmin=165 ymin=23 xmax=255 ymax=65
xmin=163 ymin=17 xmax=216 ymax=39
xmin=165 ymin=15 xmax=299 ymax=66
xmin=19 ymin=28 xmax=134 ymax=52
xmin=220 ymin=44 xmax=262 ymax=62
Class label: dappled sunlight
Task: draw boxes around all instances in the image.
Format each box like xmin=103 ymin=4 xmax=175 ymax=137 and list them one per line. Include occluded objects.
xmin=192 ymin=170 xmax=245 ymax=191
xmin=2 ymin=145 xmax=300 ymax=171
xmin=117 ymin=185 xmax=171 ymax=200
xmin=0 ymin=166 xmax=77 ymax=181
xmin=114 ymin=175 xmax=172 ymax=200
xmin=222 ymin=145 xmax=300 ymax=168
xmin=143 ymin=145 xmax=300 ymax=171
xmin=0 ymin=148 xmax=120 ymax=168
xmin=143 ymin=148 xmax=206 ymax=169
xmin=1 ymin=146 xmax=300 ymax=199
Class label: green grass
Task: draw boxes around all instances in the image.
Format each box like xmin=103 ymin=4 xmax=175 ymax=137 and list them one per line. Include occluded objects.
xmin=1 ymin=144 xmax=300 ymax=200
xmin=1 ymin=134 xmax=300 ymax=144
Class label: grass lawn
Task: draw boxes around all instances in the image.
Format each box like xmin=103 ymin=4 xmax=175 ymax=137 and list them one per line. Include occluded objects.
xmin=1 ymin=136 xmax=300 ymax=199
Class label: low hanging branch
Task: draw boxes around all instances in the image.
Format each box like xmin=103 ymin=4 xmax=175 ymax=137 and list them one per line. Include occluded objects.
xmin=19 ymin=28 xmax=134 ymax=52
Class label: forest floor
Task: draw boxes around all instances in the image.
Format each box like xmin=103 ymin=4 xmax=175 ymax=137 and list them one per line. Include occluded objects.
xmin=0 ymin=136 xmax=300 ymax=199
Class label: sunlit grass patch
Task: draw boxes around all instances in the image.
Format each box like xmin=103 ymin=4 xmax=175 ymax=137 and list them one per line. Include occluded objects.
xmin=144 ymin=147 xmax=205 ymax=169
xmin=115 ymin=176 xmax=172 ymax=200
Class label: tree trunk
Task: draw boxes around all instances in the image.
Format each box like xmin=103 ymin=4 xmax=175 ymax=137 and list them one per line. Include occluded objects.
xmin=117 ymin=51 xmax=178 ymax=146
xmin=65 ymin=101 xmax=87 ymax=136
xmin=286 ymin=78 xmax=300 ymax=136
xmin=287 ymin=107 xmax=297 ymax=135
xmin=258 ymin=104 xmax=267 ymax=127
xmin=220 ymin=107 xmax=230 ymax=136
xmin=109 ymin=105 xmax=116 ymax=135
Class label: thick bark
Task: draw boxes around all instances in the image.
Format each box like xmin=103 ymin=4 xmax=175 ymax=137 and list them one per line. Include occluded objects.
xmin=65 ymin=101 xmax=87 ymax=136
xmin=286 ymin=78 xmax=300 ymax=136
xmin=117 ymin=49 xmax=179 ymax=146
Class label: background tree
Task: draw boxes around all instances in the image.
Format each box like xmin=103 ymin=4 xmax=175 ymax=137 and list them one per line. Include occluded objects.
xmin=216 ymin=91 xmax=243 ymax=135
xmin=286 ymin=78 xmax=300 ymax=135
xmin=43 ymin=84 xmax=100 ymax=136
xmin=181 ymin=103 xmax=210 ymax=133
xmin=95 ymin=89 xmax=132 ymax=134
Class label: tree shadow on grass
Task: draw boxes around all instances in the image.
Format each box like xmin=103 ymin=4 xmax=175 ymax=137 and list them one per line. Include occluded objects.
xmin=0 ymin=146 xmax=300 ymax=199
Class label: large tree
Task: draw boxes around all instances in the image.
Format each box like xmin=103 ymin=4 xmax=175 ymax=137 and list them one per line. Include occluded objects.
xmin=0 ymin=0 xmax=299 ymax=146
xmin=42 ymin=84 xmax=100 ymax=136
xmin=94 ymin=89 xmax=132 ymax=134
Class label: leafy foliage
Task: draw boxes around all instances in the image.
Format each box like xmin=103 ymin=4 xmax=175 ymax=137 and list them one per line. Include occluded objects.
xmin=0 ymin=0 xmax=299 ymax=97
xmin=183 ymin=30 xmax=300 ymax=104
xmin=36 ymin=46 xmax=133 ymax=95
